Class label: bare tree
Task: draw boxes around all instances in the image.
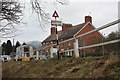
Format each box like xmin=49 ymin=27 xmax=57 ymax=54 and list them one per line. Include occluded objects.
xmin=0 ymin=0 xmax=68 ymax=39
xmin=30 ymin=0 xmax=68 ymax=22
xmin=30 ymin=0 xmax=69 ymax=30
xmin=0 ymin=0 xmax=23 ymax=38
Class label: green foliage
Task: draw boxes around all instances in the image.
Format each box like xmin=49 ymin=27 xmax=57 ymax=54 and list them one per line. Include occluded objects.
xmin=2 ymin=42 xmax=7 ymax=55
xmin=6 ymin=40 xmax=12 ymax=55
xmin=1 ymin=40 xmax=12 ymax=55
xmin=15 ymin=41 xmax=21 ymax=48
xmin=1 ymin=40 xmax=21 ymax=54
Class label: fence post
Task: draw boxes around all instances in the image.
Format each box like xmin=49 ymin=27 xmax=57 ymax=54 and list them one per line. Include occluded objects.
xmin=102 ymin=34 xmax=105 ymax=56
xmin=74 ymin=38 xmax=79 ymax=57
xmin=22 ymin=48 xmax=24 ymax=61
xmin=25 ymin=53 xmax=26 ymax=61
xmin=36 ymin=51 xmax=39 ymax=60
xmin=50 ymin=46 xmax=54 ymax=58
xmin=84 ymin=49 xmax=86 ymax=58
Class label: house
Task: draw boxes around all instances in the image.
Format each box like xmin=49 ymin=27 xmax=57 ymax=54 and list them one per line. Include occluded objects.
xmin=42 ymin=16 xmax=103 ymax=58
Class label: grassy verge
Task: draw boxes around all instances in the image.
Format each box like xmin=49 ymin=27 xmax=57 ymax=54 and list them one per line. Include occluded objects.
xmin=2 ymin=55 xmax=120 ymax=78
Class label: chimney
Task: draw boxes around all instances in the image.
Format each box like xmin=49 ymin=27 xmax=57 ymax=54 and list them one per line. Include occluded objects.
xmin=51 ymin=27 xmax=56 ymax=34
xmin=62 ymin=24 xmax=73 ymax=32
xmin=85 ymin=16 xmax=92 ymax=23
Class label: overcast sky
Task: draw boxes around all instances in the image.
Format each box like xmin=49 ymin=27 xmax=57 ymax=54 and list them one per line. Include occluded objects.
xmin=0 ymin=0 xmax=119 ymax=45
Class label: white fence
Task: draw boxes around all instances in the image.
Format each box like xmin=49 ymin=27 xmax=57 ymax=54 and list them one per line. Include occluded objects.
xmin=59 ymin=19 xmax=120 ymax=57
xmin=42 ymin=19 xmax=120 ymax=58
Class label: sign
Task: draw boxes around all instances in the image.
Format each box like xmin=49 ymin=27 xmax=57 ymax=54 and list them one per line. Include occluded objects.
xmin=52 ymin=10 xmax=59 ymax=19
xmin=51 ymin=20 xmax=62 ymax=26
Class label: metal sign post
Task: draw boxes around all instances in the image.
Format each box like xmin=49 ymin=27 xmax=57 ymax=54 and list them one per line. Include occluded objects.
xmin=52 ymin=10 xmax=59 ymax=19
xmin=51 ymin=10 xmax=62 ymax=60
xmin=51 ymin=20 xmax=62 ymax=26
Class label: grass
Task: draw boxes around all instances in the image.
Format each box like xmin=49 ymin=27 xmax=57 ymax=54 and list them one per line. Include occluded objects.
xmin=2 ymin=55 xmax=120 ymax=78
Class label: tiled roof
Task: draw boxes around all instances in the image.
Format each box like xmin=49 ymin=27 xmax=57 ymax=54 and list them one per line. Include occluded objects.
xmin=42 ymin=34 xmax=56 ymax=43
xmin=42 ymin=23 xmax=87 ymax=43
xmin=59 ymin=23 xmax=86 ymax=39
xmin=42 ymin=31 xmax=62 ymax=43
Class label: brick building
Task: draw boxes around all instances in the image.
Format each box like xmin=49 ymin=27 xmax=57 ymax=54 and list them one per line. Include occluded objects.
xmin=42 ymin=16 xmax=103 ymax=57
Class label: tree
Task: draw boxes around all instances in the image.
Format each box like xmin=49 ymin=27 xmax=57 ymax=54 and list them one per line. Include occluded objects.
xmin=15 ymin=41 xmax=21 ymax=48
xmin=30 ymin=0 xmax=68 ymax=22
xmin=22 ymin=42 xmax=27 ymax=45
xmin=1 ymin=42 xmax=7 ymax=55
xmin=30 ymin=0 xmax=68 ymax=30
xmin=105 ymin=31 xmax=120 ymax=54
xmin=6 ymin=40 xmax=12 ymax=55
xmin=0 ymin=0 xmax=23 ymax=38
xmin=14 ymin=41 xmax=21 ymax=52
xmin=1 ymin=40 xmax=12 ymax=55
xmin=0 ymin=0 xmax=68 ymax=38
xmin=107 ymin=32 xmax=118 ymax=40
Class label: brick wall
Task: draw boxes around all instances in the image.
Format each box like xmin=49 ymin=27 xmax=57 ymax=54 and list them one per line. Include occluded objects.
xmin=59 ymin=23 xmax=103 ymax=54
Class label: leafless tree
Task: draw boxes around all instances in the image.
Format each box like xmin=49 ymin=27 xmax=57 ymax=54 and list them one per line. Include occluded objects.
xmin=30 ymin=0 xmax=68 ymax=22
xmin=0 ymin=0 xmax=23 ymax=38
xmin=30 ymin=0 xmax=69 ymax=30
xmin=0 ymin=0 xmax=68 ymax=39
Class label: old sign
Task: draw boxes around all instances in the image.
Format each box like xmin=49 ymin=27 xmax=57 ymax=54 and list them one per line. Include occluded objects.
xmin=52 ymin=10 xmax=59 ymax=19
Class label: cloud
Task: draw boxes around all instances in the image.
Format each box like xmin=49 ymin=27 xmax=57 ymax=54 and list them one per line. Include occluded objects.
xmin=69 ymin=0 xmax=119 ymax=2
xmin=19 ymin=2 xmax=118 ymax=42
xmin=1 ymin=1 xmax=118 ymax=45
xmin=57 ymin=2 xmax=118 ymax=36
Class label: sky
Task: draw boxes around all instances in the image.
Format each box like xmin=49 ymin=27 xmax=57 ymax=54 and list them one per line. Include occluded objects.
xmin=0 ymin=0 xmax=119 ymax=45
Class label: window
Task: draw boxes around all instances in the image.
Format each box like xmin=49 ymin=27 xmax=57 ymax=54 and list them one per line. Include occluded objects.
xmin=69 ymin=51 xmax=72 ymax=56
xmin=65 ymin=51 xmax=72 ymax=57
xmin=26 ymin=53 xmax=30 ymax=57
xmin=78 ymin=40 xmax=84 ymax=47
xmin=33 ymin=51 xmax=36 ymax=55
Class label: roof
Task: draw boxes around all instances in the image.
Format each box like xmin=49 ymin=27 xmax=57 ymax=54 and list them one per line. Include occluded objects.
xmin=59 ymin=23 xmax=86 ymax=39
xmin=42 ymin=34 xmax=56 ymax=43
xmin=42 ymin=23 xmax=87 ymax=43
xmin=42 ymin=31 xmax=62 ymax=43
